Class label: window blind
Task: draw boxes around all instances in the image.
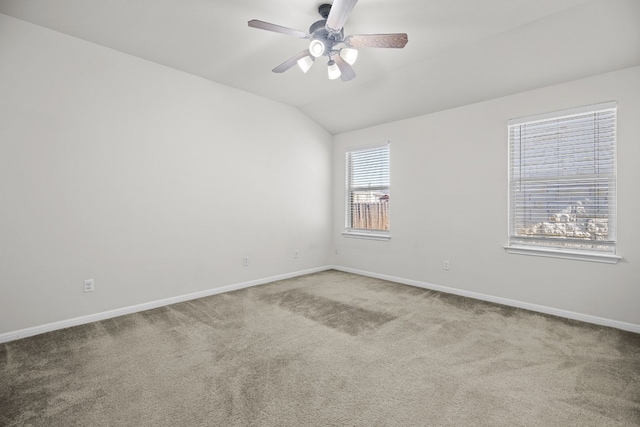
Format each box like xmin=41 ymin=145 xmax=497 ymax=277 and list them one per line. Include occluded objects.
xmin=508 ymin=102 xmax=616 ymax=253
xmin=346 ymin=144 xmax=390 ymax=231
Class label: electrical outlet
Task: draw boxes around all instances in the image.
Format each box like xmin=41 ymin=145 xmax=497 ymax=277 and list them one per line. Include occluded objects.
xmin=294 ymin=250 xmax=299 ymax=259
xmin=443 ymin=260 xmax=450 ymax=271
xmin=242 ymin=256 xmax=249 ymax=266
xmin=334 ymin=248 xmax=339 ymax=255
xmin=84 ymin=279 xmax=95 ymax=292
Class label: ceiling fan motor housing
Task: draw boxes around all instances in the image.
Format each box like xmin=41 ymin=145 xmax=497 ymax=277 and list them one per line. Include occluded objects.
xmin=309 ymin=19 xmax=327 ymax=35
xmin=308 ymin=18 xmax=344 ymax=57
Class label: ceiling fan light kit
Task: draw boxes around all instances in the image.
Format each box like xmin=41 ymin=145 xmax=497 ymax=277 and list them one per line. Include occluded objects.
xmin=309 ymin=39 xmax=327 ymax=58
xmin=248 ymin=0 xmax=408 ymax=82
xmin=340 ymin=47 xmax=358 ymax=65
xmin=327 ymin=60 xmax=341 ymax=80
xmin=297 ymin=55 xmax=315 ymax=73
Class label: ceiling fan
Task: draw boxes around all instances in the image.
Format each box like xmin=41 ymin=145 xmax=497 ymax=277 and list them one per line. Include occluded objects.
xmin=248 ymin=0 xmax=408 ymax=82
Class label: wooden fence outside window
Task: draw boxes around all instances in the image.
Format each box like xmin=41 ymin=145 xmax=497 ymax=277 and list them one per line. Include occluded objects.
xmin=350 ymin=202 xmax=389 ymax=231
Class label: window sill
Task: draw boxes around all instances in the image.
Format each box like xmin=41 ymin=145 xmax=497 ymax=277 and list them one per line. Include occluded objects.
xmin=504 ymin=245 xmax=621 ymax=264
xmin=343 ymin=230 xmax=391 ymax=241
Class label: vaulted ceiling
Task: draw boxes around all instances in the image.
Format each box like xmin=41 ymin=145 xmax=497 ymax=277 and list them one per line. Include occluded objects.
xmin=1 ymin=0 xmax=639 ymax=134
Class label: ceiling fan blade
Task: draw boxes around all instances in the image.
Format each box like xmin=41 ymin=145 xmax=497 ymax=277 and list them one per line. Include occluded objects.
xmin=272 ymin=50 xmax=314 ymax=73
xmin=333 ymin=54 xmax=356 ymax=82
xmin=248 ymin=20 xmax=310 ymax=39
xmin=345 ymin=33 xmax=408 ymax=49
xmin=325 ymin=0 xmax=358 ymax=34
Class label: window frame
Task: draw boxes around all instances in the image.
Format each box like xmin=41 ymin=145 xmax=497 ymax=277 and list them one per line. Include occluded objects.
xmin=343 ymin=143 xmax=391 ymax=241
xmin=505 ymin=102 xmax=621 ymax=264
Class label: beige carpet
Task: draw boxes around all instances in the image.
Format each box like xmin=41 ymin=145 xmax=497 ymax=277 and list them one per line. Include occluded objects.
xmin=1 ymin=270 xmax=639 ymax=426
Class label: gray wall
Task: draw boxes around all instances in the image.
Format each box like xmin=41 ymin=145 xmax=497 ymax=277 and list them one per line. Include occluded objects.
xmin=0 ymin=15 xmax=333 ymax=335
xmin=332 ymin=66 xmax=640 ymax=328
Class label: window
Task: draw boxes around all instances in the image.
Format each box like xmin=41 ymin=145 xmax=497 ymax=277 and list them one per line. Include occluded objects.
xmin=506 ymin=101 xmax=620 ymax=263
xmin=344 ymin=144 xmax=390 ymax=239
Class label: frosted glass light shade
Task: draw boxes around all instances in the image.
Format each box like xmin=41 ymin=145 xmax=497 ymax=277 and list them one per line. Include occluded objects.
xmin=309 ymin=39 xmax=326 ymax=58
xmin=340 ymin=48 xmax=358 ymax=65
xmin=327 ymin=60 xmax=341 ymax=80
xmin=297 ymin=56 xmax=314 ymax=73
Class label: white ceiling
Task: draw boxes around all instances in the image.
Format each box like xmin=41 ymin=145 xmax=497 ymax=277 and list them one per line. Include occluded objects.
xmin=1 ymin=0 xmax=639 ymax=134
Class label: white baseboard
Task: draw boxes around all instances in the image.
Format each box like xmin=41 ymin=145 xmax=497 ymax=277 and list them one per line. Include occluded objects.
xmin=0 ymin=266 xmax=332 ymax=344
xmin=331 ymin=265 xmax=640 ymax=334
xmin=3 ymin=265 xmax=637 ymax=344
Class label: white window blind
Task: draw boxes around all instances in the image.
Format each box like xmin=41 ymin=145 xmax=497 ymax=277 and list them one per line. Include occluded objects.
xmin=508 ymin=102 xmax=617 ymax=257
xmin=345 ymin=144 xmax=390 ymax=233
